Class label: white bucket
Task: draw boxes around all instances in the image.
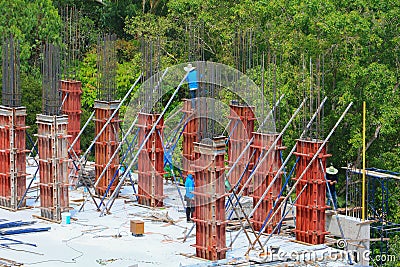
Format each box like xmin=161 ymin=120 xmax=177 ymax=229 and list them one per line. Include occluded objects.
xmin=62 ymin=212 xmax=71 ymax=225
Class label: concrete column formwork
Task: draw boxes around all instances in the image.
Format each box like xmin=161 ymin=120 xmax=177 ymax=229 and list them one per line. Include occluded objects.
xmin=182 ymin=99 xmax=198 ymax=180
xmin=0 ymin=106 xmax=28 ymax=210
xmin=60 ymin=80 xmax=82 ymax=155
xmin=251 ymin=133 xmax=285 ymax=233
xmin=94 ymin=100 xmax=120 ymax=197
xmin=136 ymin=112 xmax=165 ymax=207
xmin=227 ymin=103 xmax=255 ymax=194
xmin=192 ymin=137 xmax=228 ymax=260
xmin=37 ymin=114 xmax=69 ymax=221
xmin=294 ymin=139 xmax=330 ymax=244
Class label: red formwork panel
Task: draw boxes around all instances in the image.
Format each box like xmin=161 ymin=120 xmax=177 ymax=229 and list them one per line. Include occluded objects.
xmin=251 ymin=133 xmax=285 ymax=233
xmin=227 ymin=103 xmax=255 ymax=194
xmin=93 ymin=101 xmax=120 ymax=197
xmin=136 ymin=112 xmax=165 ymax=207
xmin=60 ymin=80 xmax=82 ymax=155
xmin=192 ymin=137 xmax=228 ymax=261
xmin=36 ymin=114 xmax=70 ymax=221
xmin=0 ymin=106 xmax=28 ymax=210
xmin=182 ymin=99 xmax=198 ymax=179
xmin=293 ymin=139 xmax=331 ymax=244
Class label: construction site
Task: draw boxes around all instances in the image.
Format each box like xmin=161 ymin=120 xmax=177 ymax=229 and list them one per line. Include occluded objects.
xmin=1 ymin=5 xmax=400 ymax=267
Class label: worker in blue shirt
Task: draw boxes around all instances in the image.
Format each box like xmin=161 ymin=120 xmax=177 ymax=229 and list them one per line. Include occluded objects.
xmin=184 ymin=63 xmax=198 ymax=108
xmin=185 ymin=170 xmax=195 ymax=222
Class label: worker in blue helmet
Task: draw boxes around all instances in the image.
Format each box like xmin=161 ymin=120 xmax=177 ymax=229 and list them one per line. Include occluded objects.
xmin=184 ymin=63 xmax=198 ymax=108
xmin=184 ymin=170 xmax=195 ymax=222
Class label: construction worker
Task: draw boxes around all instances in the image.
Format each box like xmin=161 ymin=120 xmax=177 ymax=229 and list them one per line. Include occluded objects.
xmin=326 ymin=165 xmax=338 ymax=209
xmin=184 ymin=63 xmax=198 ymax=107
xmin=185 ymin=170 xmax=195 ymax=222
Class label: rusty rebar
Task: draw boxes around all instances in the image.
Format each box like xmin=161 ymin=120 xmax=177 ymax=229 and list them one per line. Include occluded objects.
xmin=97 ymin=34 xmax=117 ymax=101
xmin=2 ymin=35 xmax=21 ymax=107
xmin=42 ymin=42 xmax=61 ymax=115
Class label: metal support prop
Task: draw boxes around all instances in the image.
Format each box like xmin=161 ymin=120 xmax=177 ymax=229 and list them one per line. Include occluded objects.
xmin=68 ymin=111 xmax=94 ymax=154
xmin=261 ymin=184 xmax=308 ymax=247
xmin=99 ymin=68 xmax=188 ymax=216
xmin=362 ymin=101 xmax=366 ymax=221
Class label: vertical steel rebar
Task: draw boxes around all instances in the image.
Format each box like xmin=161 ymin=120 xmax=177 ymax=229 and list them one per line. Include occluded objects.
xmin=97 ymin=34 xmax=117 ymax=101
xmin=2 ymin=36 xmax=21 ymax=107
xmin=42 ymin=43 xmax=61 ymax=115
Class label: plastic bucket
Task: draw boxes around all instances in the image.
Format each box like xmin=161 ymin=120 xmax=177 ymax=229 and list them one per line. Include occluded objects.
xmin=62 ymin=212 xmax=71 ymax=225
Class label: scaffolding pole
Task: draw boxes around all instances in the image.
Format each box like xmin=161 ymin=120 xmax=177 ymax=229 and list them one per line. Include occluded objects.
xmin=362 ymin=101 xmax=366 ymax=221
